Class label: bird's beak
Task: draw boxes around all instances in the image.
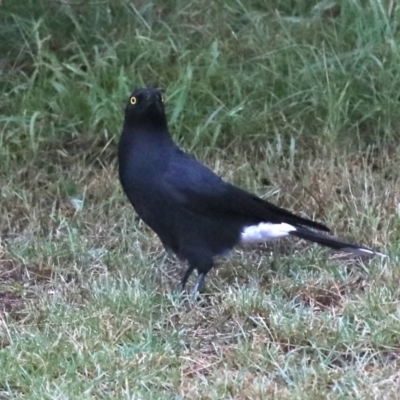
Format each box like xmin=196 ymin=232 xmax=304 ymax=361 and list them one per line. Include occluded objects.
xmin=143 ymin=92 xmax=163 ymax=110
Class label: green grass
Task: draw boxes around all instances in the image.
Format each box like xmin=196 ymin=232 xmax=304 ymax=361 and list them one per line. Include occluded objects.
xmin=0 ymin=0 xmax=399 ymax=398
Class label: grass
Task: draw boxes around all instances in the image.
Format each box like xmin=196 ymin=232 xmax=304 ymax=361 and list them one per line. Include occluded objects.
xmin=0 ymin=0 xmax=399 ymax=398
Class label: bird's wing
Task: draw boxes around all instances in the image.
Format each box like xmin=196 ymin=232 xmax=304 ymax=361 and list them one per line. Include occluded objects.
xmin=158 ymin=150 xmax=330 ymax=232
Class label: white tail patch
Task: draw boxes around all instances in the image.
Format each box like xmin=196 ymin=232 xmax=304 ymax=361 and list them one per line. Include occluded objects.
xmin=241 ymin=222 xmax=296 ymax=244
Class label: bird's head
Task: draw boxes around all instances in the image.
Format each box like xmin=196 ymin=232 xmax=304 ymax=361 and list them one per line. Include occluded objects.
xmin=124 ymin=87 xmax=167 ymax=128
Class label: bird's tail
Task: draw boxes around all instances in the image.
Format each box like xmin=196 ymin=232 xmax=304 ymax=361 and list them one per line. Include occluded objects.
xmin=290 ymin=226 xmax=386 ymax=257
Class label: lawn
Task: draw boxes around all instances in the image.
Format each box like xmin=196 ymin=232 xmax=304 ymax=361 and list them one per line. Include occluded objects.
xmin=0 ymin=0 xmax=399 ymax=398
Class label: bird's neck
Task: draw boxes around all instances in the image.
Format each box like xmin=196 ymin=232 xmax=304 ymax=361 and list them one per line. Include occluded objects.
xmin=120 ymin=117 xmax=175 ymax=150
xmin=124 ymin=110 xmax=169 ymax=131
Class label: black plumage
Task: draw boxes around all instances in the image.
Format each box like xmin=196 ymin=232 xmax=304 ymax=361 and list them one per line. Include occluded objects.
xmin=118 ymin=87 xmax=383 ymax=293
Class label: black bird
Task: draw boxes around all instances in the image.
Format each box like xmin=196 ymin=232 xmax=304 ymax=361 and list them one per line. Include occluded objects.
xmin=118 ymin=87 xmax=384 ymax=293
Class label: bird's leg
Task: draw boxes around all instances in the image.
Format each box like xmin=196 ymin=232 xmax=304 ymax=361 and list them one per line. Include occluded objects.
xmin=191 ymin=273 xmax=205 ymax=296
xmin=181 ymin=254 xmax=212 ymax=295
xmin=181 ymin=268 xmax=206 ymax=295
xmin=181 ymin=266 xmax=195 ymax=291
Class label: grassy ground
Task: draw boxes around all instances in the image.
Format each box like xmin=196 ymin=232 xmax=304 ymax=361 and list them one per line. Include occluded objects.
xmin=0 ymin=0 xmax=399 ymax=398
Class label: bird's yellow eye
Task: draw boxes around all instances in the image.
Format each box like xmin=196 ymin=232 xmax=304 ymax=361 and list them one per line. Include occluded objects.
xmin=130 ymin=96 xmax=137 ymax=105
xmin=161 ymin=94 xmax=166 ymax=103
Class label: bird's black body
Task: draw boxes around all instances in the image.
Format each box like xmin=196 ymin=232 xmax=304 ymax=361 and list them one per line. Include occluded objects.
xmin=118 ymin=88 xmax=383 ymax=293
